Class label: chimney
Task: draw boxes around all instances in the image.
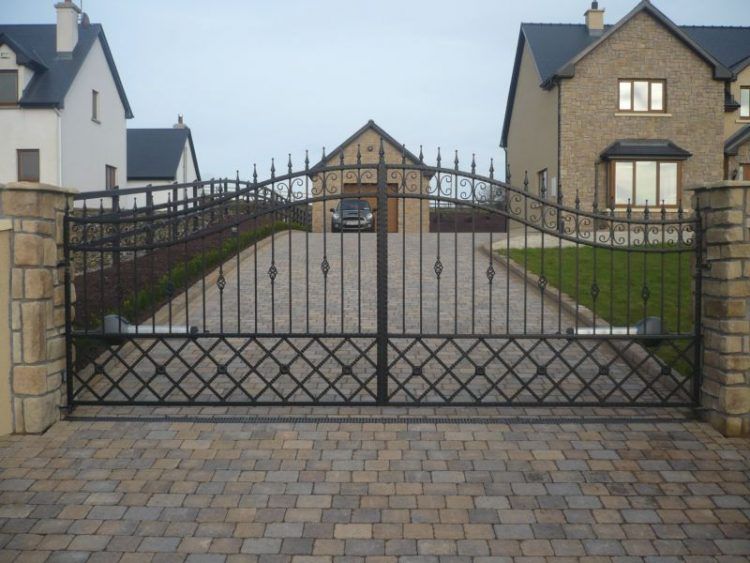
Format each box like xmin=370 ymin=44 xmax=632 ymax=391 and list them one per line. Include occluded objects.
xmin=174 ymin=114 xmax=186 ymax=129
xmin=55 ymin=1 xmax=81 ymax=55
xmin=585 ymin=1 xmax=605 ymax=36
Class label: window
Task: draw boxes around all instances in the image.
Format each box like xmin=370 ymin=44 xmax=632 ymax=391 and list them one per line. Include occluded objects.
xmin=91 ymin=90 xmax=99 ymax=122
xmin=17 ymin=149 xmax=40 ymax=182
xmin=0 ymin=70 xmax=18 ymax=105
xmin=618 ymin=79 xmax=666 ymax=112
xmin=105 ymin=165 xmax=117 ymax=190
xmin=612 ymin=160 xmax=679 ymax=207
xmin=537 ymin=169 xmax=548 ymax=196
xmin=741 ymin=87 xmax=750 ymax=119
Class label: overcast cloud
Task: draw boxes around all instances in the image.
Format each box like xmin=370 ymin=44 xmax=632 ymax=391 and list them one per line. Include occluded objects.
xmin=4 ymin=0 xmax=747 ymax=180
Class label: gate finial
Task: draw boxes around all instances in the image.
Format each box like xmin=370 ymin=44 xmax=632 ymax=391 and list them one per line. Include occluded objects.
xmin=489 ymin=157 xmax=494 ymax=179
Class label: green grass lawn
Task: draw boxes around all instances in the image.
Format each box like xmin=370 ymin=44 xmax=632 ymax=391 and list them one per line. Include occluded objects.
xmin=503 ymin=245 xmax=697 ymax=373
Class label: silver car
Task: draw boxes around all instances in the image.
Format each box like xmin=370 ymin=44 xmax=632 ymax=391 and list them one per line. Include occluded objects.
xmin=331 ymin=199 xmax=374 ymax=232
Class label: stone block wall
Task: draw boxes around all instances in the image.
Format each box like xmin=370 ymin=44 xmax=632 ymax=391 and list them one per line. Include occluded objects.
xmin=560 ymin=11 xmax=725 ymax=208
xmin=0 ymin=183 xmax=75 ymax=434
xmin=692 ymin=181 xmax=750 ymax=436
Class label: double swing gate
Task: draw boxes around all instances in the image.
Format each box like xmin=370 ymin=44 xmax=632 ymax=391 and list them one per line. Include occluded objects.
xmin=64 ymin=142 xmax=702 ymax=407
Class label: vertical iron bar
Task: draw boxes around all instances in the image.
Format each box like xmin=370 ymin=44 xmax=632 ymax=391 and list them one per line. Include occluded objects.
xmin=376 ymin=141 xmax=389 ymax=404
xmin=63 ymin=200 xmax=74 ymax=411
xmin=692 ymin=204 xmax=703 ymax=405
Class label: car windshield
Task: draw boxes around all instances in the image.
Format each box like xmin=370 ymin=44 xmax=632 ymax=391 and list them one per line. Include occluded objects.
xmin=339 ymin=200 xmax=370 ymax=212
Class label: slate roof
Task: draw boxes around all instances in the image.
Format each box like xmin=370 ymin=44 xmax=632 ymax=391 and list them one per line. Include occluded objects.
xmin=501 ymin=1 xmax=749 ymax=147
xmin=600 ymin=139 xmax=692 ymax=160
xmin=0 ymin=23 xmax=132 ymax=117
xmin=127 ymin=128 xmax=201 ymax=181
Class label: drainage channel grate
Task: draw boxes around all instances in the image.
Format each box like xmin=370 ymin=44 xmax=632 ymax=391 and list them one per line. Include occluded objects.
xmin=66 ymin=414 xmax=696 ymax=425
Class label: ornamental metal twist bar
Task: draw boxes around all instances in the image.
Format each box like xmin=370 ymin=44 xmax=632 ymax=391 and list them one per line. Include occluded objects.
xmin=64 ymin=142 xmax=702 ymax=407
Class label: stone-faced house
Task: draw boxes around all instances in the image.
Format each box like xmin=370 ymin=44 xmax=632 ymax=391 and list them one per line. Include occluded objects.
xmin=501 ymin=0 xmax=750 ymax=210
xmin=309 ymin=120 xmax=430 ymax=233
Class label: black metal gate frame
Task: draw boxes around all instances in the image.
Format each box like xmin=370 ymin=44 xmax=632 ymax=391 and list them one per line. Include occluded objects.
xmin=64 ymin=140 xmax=703 ymax=408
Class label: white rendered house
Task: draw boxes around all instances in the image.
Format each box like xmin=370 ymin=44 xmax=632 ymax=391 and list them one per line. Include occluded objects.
xmin=0 ymin=1 xmax=133 ymax=191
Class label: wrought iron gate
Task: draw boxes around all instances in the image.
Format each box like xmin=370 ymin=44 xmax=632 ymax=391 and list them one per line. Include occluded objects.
xmin=64 ymin=141 xmax=702 ymax=407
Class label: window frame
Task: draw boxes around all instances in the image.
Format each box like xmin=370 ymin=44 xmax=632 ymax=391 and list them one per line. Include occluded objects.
xmin=740 ymin=86 xmax=750 ymax=119
xmin=617 ymin=79 xmax=667 ymax=113
xmin=91 ymin=89 xmax=100 ymax=122
xmin=105 ymin=165 xmax=117 ymax=190
xmin=17 ymin=149 xmax=40 ymax=182
xmin=0 ymin=70 xmax=19 ymax=106
xmin=537 ymin=168 xmax=548 ymax=197
xmin=609 ymin=159 xmax=682 ymax=208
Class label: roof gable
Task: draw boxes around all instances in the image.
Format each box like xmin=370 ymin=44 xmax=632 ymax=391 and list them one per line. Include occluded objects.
xmin=0 ymin=23 xmax=133 ymax=118
xmin=310 ymin=120 xmax=422 ymax=171
xmin=501 ymin=1 xmax=741 ymax=148
xmin=554 ymin=1 xmax=732 ymax=85
xmin=127 ymin=128 xmax=200 ymax=181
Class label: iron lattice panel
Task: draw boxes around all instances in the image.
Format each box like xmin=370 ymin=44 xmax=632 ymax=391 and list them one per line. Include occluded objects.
xmin=387 ymin=336 xmax=695 ymax=405
xmin=72 ymin=335 xmax=378 ymax=404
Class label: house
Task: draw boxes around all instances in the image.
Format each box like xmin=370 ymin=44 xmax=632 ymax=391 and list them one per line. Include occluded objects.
xmin=309 ymin=120 xmax=430 ymax=233
xmin=500 ymin=0 xmax=750 ymax=210
xmin=0 ymin=0 xmax=132 ymax=191
xmin=125 ymin=115 xmax=201 ymax=206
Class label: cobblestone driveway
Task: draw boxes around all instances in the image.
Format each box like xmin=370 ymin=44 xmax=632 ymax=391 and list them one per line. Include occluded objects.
xmin=75 ymin=233 xmax=689 ymax=405
xmin=1 ymin=410 xmax=749 ymax=561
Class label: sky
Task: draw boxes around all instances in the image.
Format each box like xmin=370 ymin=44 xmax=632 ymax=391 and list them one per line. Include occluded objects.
xmin=4 ymin=0 xmax=747 ymax=180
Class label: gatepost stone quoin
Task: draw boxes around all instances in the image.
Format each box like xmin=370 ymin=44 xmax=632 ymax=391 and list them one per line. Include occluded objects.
xmin=0 ymin=182 xmax=75 ymax=434
xmin=690 ymin=181 xmax=750 ymax=436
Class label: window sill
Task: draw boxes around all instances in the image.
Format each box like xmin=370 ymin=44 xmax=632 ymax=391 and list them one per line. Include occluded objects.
xmin=614 ymin=112 xmax=672 ymax=117
xmin=736 ymin=118 xmax=750 ymax=123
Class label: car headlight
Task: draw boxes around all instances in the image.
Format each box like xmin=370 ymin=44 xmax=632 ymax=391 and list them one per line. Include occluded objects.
xmin=333 ymin=213 xmax=340 ymax=220
xmin=365 ymin=213 xmax=373 ymax=220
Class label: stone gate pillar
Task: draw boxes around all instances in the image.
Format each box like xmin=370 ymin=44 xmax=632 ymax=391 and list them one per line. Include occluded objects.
xmin=0 ymin=183 xmax=75 ymax=434
xmin=691 ymin=181 xmax=750 ymax=436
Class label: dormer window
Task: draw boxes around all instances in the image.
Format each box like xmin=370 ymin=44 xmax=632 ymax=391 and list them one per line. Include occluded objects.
xmin=618 ymin=79 xmax=665 ymax=113
xmin=741 ymin=87 xmax=750 ymax=119
xmin=92 ymin=90 xmax=99 ymax=122
xmin=0 ymin=70 xmax=18 ymax=105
